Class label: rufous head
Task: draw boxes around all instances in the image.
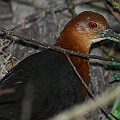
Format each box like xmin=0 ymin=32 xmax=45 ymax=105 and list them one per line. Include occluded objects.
xmin=55 ymin=11 xmax=120 ymax=100
xmin=55 ymin=11 xmax=119 ymax=53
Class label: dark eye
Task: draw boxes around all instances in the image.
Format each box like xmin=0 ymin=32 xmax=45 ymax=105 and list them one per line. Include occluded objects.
xmin=89 ymin=21 xmax=97 ymax=29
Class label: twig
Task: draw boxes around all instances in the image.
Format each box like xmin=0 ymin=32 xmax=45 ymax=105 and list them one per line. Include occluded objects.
xmin=107 ymin=0 xmax=120 ymax=11
xmin=103 ymin=0 xmax=120 ymax=22
xmin=11 ymin=10 xmax=45 ymax=30
xmin=10 ymin=1 xmax=81 ymax=30
xmin=65 ymin=54 xmax=119 ymax=120
xmin=0 ymin=27 xmax=120 ymax=63
xmin=65 ymin=54 xmax=94 ymax=97
xmin=65 ymin=0 xmax=77 ymax=17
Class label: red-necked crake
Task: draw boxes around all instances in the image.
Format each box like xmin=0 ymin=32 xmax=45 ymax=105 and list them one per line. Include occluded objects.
xmin=0 ymin=11 xmax=119 ymax=120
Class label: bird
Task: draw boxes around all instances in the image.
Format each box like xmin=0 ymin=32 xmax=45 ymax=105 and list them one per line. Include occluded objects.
xmin=0 ymin=11 xmax=119 ymax=120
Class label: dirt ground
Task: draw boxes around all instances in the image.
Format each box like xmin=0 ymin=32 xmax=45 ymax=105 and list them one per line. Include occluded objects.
xmin=0 ymin=0 xmax=120 ymax=120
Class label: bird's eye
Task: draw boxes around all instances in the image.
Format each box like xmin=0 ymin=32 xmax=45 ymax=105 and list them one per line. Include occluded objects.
xmin=89 ymin=21 xmax=97 ymax=29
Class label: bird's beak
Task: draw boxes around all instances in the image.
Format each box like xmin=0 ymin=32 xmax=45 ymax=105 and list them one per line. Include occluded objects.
xmin=100 ymin=28 xmax=120 ymax=42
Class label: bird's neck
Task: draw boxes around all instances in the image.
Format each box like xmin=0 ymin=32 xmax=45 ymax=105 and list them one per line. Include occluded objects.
xmin=55 ymin=36 xmax=90 ymax=100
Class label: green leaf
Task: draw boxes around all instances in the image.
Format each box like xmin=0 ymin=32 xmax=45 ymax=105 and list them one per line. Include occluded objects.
xmin=112 ymin=97 xmax=120 ymax=113
xmin=107 ymin=110 xmax=120 ymax=120
xmin=107 ymin=62 xmax=120 ymax=69
xmin=106 ymin=97 xmax=120 ymax=120
xmin=109 ymin=72 xmax=120 ymax=82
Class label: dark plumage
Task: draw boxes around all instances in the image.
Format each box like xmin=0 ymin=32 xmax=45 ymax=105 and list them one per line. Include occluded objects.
xmin=0 ymin=50 xmax=82 ymax=120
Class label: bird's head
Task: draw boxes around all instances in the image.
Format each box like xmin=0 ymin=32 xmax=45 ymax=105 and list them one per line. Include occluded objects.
xmin=55 ymin=11 xmax=119 ymax=53
xmin=55 ymin=11 xmax=120 ymax=99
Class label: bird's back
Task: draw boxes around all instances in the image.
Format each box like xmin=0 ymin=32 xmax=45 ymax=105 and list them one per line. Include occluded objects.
xmin=0 ymin=49 xmax=82 ymax=120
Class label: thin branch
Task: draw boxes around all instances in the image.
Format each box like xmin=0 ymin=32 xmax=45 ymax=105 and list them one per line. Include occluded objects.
xmin=107 ymin=0 xmax=120 ymax=11
xmin=103 ymin=0 xmax=120 ymax=22
xmin=65 ymin=0 xmax=77 ymax=17
xmin=66 ymin=54 xmax=93 ymax=97
xmin=65 ymin=54 xmax=119 ymax=120
xmin=0 ymin=27 xmax=120 ymax=63
xmin=10 ymin=0 xmax=81 ymax=30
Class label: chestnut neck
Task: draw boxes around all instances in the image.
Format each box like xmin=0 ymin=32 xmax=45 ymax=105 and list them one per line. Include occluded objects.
xmin=55 ymin=34 xmax=90 ymax=100
xmin=54 ymin=11 xmax=110 ymax=100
